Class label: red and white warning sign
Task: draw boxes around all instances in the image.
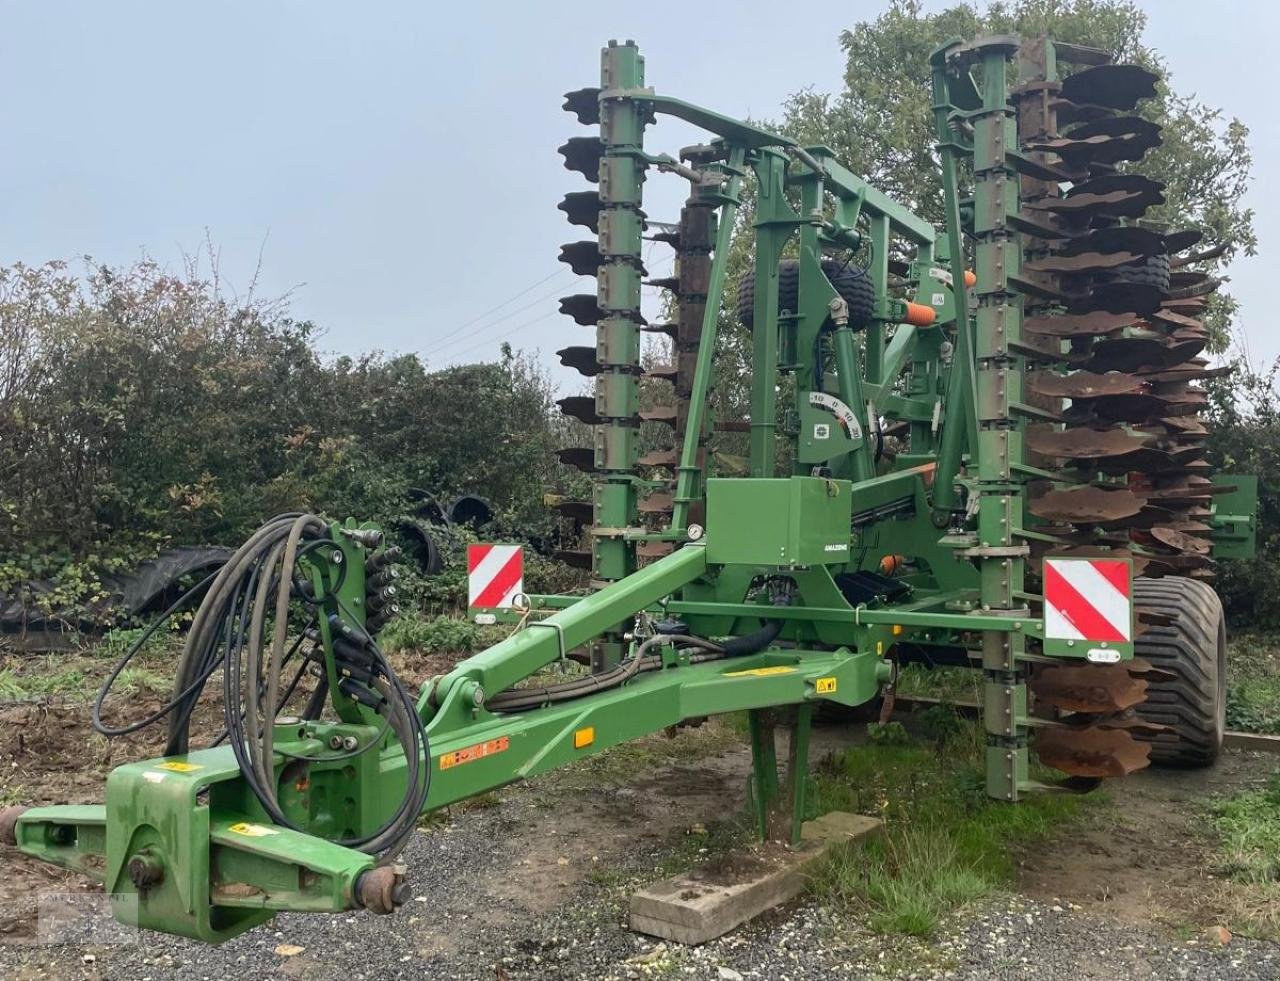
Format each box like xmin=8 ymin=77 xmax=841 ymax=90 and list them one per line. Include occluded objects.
xmin=1043 ymin=557 xmax=1132 ymax=643
xmin=467 ymin=544 xmax=524 ymax=609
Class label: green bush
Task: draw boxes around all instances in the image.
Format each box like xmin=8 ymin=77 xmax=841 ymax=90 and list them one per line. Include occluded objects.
xmin=0 ymin=259 xmax=590 ymax=615
xmin=1207 ymin=361 xmax=1280 ymax=627
xmin=378 ymin=613 xmax=506 ymax=656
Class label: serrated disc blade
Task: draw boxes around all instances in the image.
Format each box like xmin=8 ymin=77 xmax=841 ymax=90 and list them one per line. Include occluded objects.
xmin=1030 ymin=663 xmax=1149 ymax=713
xmin=559 ymin=294 xmax=603 ymax=326
xmin=558 ymin=136 xmax=604 ymax=181
xmin=557 ymin=396 xmax=600 ymax=425
xmin=640 ymin=406 xmax=678 ymax=427
xmin=1025 ymin=427 xmax=1151 ymax=460
xmin=557 ymin=447 xmax=596 ymax=473
xmin=637 ymin=541 xmax=675 ymax=560
xmin=557 ymin=345 xmax=599 ymax=376
xmin=1147 ymin=526 xmax=1212 ymax=555
xmin=638 ymin=449 xmax=678 ymax=468
xmin=553 ymin=499 xmax=593 ymax=522
xmin=1025 ymin=251 xmax=1140 ymax=275
xmin=562 ymin=87 xmax=600 ymax=125
xmin=559 ymin=241 xmax=602 ymax=276
xmin=1029 ymin=486 xmax=1144 ymax=523
xmin=638 ymin=492 xmax=674 ymax=515
xmin=1023 ymin=311 xmax=1137 ymax=338
xmin=558 ymin=191 xmax=602 ymax=232
xmin=553 ymin=549 xmax=592 ymax=570
xmin=1028 ymin=371 xmax=1146 ymax=399
xmin=1061 ymin=63 xmax=1159 ymax=110
xmin=1035 ymin=725 xmax=1151 ymax=778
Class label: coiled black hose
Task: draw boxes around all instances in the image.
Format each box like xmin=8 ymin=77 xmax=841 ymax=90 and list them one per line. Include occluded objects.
xmin=92 ymin=513 xmax=427 ymax=862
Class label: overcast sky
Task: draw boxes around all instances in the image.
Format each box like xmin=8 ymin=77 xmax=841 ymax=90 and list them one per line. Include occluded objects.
xmin=2 ymin=0 xmax=1272 ymax=391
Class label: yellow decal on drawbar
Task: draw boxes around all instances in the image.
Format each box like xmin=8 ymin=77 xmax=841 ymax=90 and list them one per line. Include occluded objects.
xmin=723 ymin=666 xmax=797 ymax=678
xmin=439 ymin=736 xmax=510 ymax=770
xmin=227 ymin=822 xmax=279 ymax=837
xmin=154 ymin=761 xmax=203 ymax=773
xmin=815 ymin=677 xmax=838 ymax=694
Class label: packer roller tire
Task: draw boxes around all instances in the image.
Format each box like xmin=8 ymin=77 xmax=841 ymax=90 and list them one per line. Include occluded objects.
xmin=736 ymin=258 xmax=876 ymax=330
xmin=1131 ymin=575 xmax=1226 ymax=767
xmin=1099 ymin=251 xmax=1171 ymax=292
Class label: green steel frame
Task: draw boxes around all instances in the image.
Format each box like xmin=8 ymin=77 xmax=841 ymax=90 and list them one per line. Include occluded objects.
xmin=8 ymin=36 xmax=1254 ymax=943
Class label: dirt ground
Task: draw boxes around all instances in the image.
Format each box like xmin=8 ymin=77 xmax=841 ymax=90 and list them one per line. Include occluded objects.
xmin=0 ymin=659 xmax=1277 ymax=975
xmin=1018 ymin=748 xmax=1272 ymax=931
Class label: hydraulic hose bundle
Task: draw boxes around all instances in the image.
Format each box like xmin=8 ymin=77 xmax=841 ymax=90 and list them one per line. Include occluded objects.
xmin=486 ymin=586 xmax=793 ymax=713
xmin=93 ymin=513 xmax=428 ymax=862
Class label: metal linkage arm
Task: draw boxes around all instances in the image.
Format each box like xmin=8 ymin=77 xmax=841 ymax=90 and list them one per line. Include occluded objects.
xmin=424 ymin=544 xmax=709 ymax=718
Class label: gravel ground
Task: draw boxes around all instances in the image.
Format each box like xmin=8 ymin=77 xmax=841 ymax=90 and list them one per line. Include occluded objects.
xmin=3 ymin=778 xmax=1278 ymax=981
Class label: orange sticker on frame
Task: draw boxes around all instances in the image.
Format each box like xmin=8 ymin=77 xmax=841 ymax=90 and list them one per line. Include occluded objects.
xmin=439 ymin=736 xmax=510 ymax=770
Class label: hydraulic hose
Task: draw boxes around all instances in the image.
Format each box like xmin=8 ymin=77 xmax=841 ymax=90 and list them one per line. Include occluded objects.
xmin=93 ymin=513 xmax=427 ymax=862
xmin=485 ymin=633 xmax=723 ymax=713
xmin=720 ymin=617 xmax=785 ymax=657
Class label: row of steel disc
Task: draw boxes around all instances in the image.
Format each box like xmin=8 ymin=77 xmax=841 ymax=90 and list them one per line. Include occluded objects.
xmin=1010 ymin=55 xmax=1226 ymax=779
xmin=552 ymin=86 xmax=716 ymax=570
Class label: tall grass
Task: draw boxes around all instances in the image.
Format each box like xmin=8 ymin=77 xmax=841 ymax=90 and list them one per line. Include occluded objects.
xmin=808 ymin=713 xmax=1094 ymax=936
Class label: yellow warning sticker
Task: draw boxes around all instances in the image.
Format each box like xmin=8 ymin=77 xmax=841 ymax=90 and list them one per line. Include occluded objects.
xmin=815 ymin=677 xmax=838 ymax=694
xmin=723 ymin=666 xmax=797 ymax=679
xmin=439 ymin=736 xmax=510 ymax=770
xmin=227 ymin=822 xmax=279 ymax=837
xmin=154 ymin=761 xmax=203 ymax=773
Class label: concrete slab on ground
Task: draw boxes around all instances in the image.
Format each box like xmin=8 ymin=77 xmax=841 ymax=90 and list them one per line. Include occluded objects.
xmin=629 ymin=811 xmax=881 ymax=946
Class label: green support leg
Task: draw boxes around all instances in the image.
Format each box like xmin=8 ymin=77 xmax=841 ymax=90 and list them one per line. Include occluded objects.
xmin=747 ymin=708 xmax=779 ymax=840
xmin=787 ymin=704 xmax=813 ymax=847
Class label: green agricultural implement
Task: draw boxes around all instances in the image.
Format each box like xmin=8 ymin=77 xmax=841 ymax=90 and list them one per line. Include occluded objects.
xmin=1 ymin=34 xmax=1256 ymax=943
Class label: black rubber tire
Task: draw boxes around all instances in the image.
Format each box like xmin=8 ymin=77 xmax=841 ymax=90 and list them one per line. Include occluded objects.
xmin=1132 ymin=576 xmax=1226 ymax=767
xmin=736 ymin=258 xmax=876 ymax=330
xmin=1103 ymin=252 xmax=1171 ymax=292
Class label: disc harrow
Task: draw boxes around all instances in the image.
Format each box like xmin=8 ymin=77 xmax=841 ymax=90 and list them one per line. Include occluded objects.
xmin=1013 ymin=40 xmax=1230 ymax=779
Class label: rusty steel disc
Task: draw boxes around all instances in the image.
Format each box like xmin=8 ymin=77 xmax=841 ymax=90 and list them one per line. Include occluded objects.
xmin=1061 ymin=63 xmax=1159 ymax=110
xmin=1087 ymin=337 xmax=1198 ymax=373
xmin=1025 ymin=251 xmax=1140 ymax=275
xmin=1026 ymin=188 xmax=1147 ymax=215
xmin=562 ymin=87 xmax=601 ymax=125
xmin=644 ymin=362 xmax=679 ymax=384
xmin=1029 ymin=486 xmax=1144 ymax=523
xmin=552 ymin=499 xmax=593 ymax=522
xmin=639 ymin=406 xmax=678 ymax=427
xmin=638 ymin=492 xmax=674 ymax=515
xmin=1063 ymin=176 xmax=1165 ymax=214
xmin=557 ymin=345 xmax=600 ymax=376
xmin=1023 ymin=310 xmax=1137 ymax=338
xmin=1147 ymin=526 xmax=1212 ymax=555
xmin=1027 ymin=371 xmax=1146 ymax=399
xmin=1035 ymin=725 xmax=1152 ymax=778
xmin=1094 ymin=446 xmax=1201 ymax=476
xmin=1083 ymin=281 xmax=1165 ymax=317
xmin=559 ymin=293 xmax=605 ymax=326
xmin=1164 ymin=228 xmax=1205 ymax=254
xmin=1030 ymin=663 xmax=1148 ymax=714
xmin=556 ymin=447 xmax=596 ymax=473
xmin=637 ymin=449 xmax=678 ymax=468
xmin=1025 ymin=427 xmax=1151 ymax=460
xmin=557 ymin=396 xmax=603 ymax=425
xmin=1066 ymin=114 xmax=1162 ymax=146
xmin=1148 ymin=308 xmax=1204 ymax=331
xmin=1087 ymin=394 xmax=1176 ymax=424
xmin=558 ymin=190 xmax=602 ymax=232
xmin=636 ymin=541 xmax=674 ymax=560
xmin=558 ymin=136 xmax=605 ymax=181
